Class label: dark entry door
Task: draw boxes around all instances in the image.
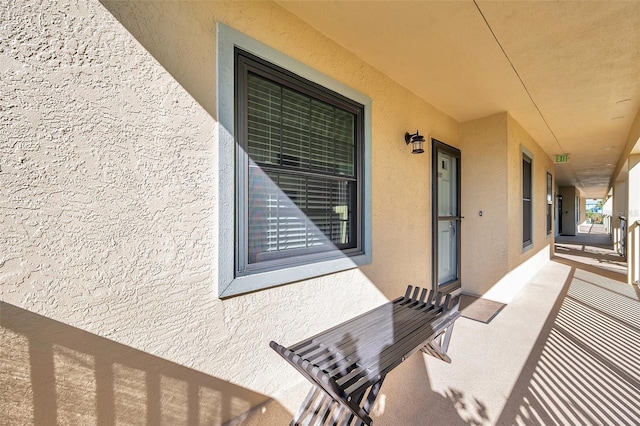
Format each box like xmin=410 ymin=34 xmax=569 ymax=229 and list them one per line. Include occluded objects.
xmin=432 ymin=140 xmax=461 ymax=292
xmin=557 ymin=196 xmax=563 ymax=234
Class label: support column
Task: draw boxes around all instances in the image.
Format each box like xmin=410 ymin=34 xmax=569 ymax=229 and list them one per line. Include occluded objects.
xmin=628 ymin=154 xmax=640 ymax=286
xmin=613 ymin=181 xmax=627 ymax=254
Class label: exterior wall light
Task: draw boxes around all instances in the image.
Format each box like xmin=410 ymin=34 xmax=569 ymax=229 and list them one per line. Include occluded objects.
xmin=405 ymin=131 xmax=425 ymax=154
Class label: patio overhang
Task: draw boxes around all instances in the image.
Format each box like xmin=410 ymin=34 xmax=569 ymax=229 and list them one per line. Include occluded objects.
xmin=277 ymin=0 xmax=640 ymax=199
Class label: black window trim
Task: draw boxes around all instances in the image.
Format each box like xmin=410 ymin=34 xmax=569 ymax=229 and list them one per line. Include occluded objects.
xmin=234 ymin=48 xmax=365 ymax=278
xmin=522 ymin=152 xmax=533 ymax=248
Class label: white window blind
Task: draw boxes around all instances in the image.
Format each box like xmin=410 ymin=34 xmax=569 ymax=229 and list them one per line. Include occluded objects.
xmin=238 ymin=54 xmax=362 ymax=271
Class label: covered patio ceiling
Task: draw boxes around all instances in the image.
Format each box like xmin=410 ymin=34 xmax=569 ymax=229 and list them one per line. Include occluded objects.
xmin=277 ymin=1 xmax=640 ymax=199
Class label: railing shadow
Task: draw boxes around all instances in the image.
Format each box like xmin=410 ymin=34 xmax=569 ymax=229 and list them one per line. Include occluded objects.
xmin=554 ymin=244 xmax=627 ymax=265
xmin=0 ymin=302 xmax=291 ymax=425
xmin=495 ymin=258 xmax=640 ymax=425
xmin=554 ymin=225 xmax=627 ymax=279
xmin=552 ymin=256 xmax=626 ymax=283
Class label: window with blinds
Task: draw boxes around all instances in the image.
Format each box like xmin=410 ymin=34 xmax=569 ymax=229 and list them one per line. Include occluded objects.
xmin=522 ymin=153 xmax=533 ymax=247
xmin=235 ymin=49 xmax=364 ymax=275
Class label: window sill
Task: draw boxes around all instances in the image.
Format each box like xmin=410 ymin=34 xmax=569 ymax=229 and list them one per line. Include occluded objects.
xmin=219 ymin=252 xmax=371 ymax=298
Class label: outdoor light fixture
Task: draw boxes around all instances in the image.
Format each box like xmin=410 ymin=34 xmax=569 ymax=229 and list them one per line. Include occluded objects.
xmin=405 ymin=131 xmax=425 ymax=154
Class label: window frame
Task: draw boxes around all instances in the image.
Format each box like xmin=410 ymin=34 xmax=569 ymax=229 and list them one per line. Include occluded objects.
xmin=522 ymin=150 xmax=533 ymax=249
xmin=235 ymin=49 xmax=364 ymax=276
xmin=217 ymin=23 xmax=372 ymax=298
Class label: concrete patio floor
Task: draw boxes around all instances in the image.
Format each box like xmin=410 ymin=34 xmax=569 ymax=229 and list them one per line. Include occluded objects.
xmin=237 ymin=224 xmax=639 ymax=425
xmin=376 ymin=224 xmax=639 ymax=425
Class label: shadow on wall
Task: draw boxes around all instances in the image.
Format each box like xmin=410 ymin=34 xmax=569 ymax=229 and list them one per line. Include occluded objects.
xmin=99 ymin=0 xmax=218 ymax=117
xmin=0 ymin=302 xmax=290 ymax=425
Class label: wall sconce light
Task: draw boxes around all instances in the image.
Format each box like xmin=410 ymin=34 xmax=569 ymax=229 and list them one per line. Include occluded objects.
xmin=405 ymin=131 xmax=425 ymax=154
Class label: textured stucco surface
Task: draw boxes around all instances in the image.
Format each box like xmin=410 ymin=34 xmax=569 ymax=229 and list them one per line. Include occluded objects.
xmin=506 ymin=114 xmax=554 ymax=270
xmin=1 ymin=0 xmax=562 ymax=422
xmin=460 ymin=113 xmax=554 ymax=299
xmin=1 ymin=0 xmax=462 ymax=421
xmin=460 ymin=113 xmax=509 ymax=296
xmin=1 ymin=0 xmax=218 ymax=361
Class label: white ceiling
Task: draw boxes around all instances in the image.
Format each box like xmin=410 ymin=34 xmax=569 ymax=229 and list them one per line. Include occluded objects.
xmin=277 ymin=1 xmax=640 ymax=198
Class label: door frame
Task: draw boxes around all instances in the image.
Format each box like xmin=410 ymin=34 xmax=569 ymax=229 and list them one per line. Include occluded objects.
xmin=431 ymin=139 xmax=462 ymax=294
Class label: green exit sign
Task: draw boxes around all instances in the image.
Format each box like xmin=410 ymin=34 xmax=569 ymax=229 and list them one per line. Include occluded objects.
xmin=554 ymin=153 xmax=570 ymax=163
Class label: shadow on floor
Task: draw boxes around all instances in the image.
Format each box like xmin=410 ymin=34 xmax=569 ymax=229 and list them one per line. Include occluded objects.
xmin=375 ymin=352 xmax=483 ymax=425
xmin=495 ymin=232 xmax=639 ymax=425
xmin=0 ymin=302 xmax=290 ymax=425
xmin=554 ymin=224 xmax=627 ymax=277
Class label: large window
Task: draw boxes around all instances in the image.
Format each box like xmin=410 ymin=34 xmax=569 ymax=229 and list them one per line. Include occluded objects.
xmin=522 ymin=153 xmax=533 ymax=247
xmin=217 ymin=24 xmax=371 ymax=297
xmin=236 ymin=49 xmax=363 ymax=274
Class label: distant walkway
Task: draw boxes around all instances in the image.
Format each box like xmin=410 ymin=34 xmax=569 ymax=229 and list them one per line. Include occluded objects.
xmin=556 ymin=223 xmax=613 ymax=247
xmin=374 ymin=222 xmax=638 ymax=426
xmin=554 ymin=223 xmax=627 ymax=276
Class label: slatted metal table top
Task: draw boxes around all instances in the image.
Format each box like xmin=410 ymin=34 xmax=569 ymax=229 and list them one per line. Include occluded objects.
xmin=271 ymin=286 xmax=460 ymax=425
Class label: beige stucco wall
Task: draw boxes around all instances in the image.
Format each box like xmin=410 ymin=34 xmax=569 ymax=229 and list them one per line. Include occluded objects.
xmin=1 ymin=0 xmax=462 ymax=422
xmin=613 ymin=99 xmax=640 ymax=185
xmin=506 ymin=114 xmax=554 ymax=270
xmin=460 ymin=113 xmax=509 ymax=296
xmin=1 ymin=0 xmax=564 ymax=421
xmin=460 ymin=113 xmax=554 ymax=299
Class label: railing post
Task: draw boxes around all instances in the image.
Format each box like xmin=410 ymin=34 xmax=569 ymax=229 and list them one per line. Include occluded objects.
xmin=619 ymin=216 xmax=627 ymax=258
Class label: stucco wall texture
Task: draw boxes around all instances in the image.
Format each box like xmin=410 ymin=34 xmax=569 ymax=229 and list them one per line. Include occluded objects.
xmin=0 ymin=0 xmax=458 ymax=422
xmin=460 ymin=113 xmax=554 ymax=298
xmin=506 ymin=114 xmax=554 ymax=269
xmin=1 ymin=0 xmax=553 ymax=423
xmin=461 ymin=113 xmax=509 ymax=297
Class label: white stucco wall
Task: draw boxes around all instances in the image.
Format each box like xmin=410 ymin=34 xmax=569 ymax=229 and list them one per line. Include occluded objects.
xmin=613 ymin=180 xmax=627 ymax=254
xmin=628 ymin=155 xmax=640 ymax=285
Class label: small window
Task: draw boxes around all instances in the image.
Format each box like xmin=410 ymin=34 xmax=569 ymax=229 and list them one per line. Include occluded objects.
xmin=546 ymin=172 xmax=553 ymax=235
xmin=522 ymin=153 xmax=533 ymax=247
xmin=235 ymin=49 xmax=365 ymax=278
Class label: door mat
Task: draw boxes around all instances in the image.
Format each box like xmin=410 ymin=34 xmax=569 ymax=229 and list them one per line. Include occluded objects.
xmin=459 ymin=294 xmax=506 ymax=324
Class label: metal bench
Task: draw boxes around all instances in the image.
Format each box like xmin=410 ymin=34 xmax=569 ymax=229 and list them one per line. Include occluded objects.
xmin=270 ymin=285 xmax=461 ymax=425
